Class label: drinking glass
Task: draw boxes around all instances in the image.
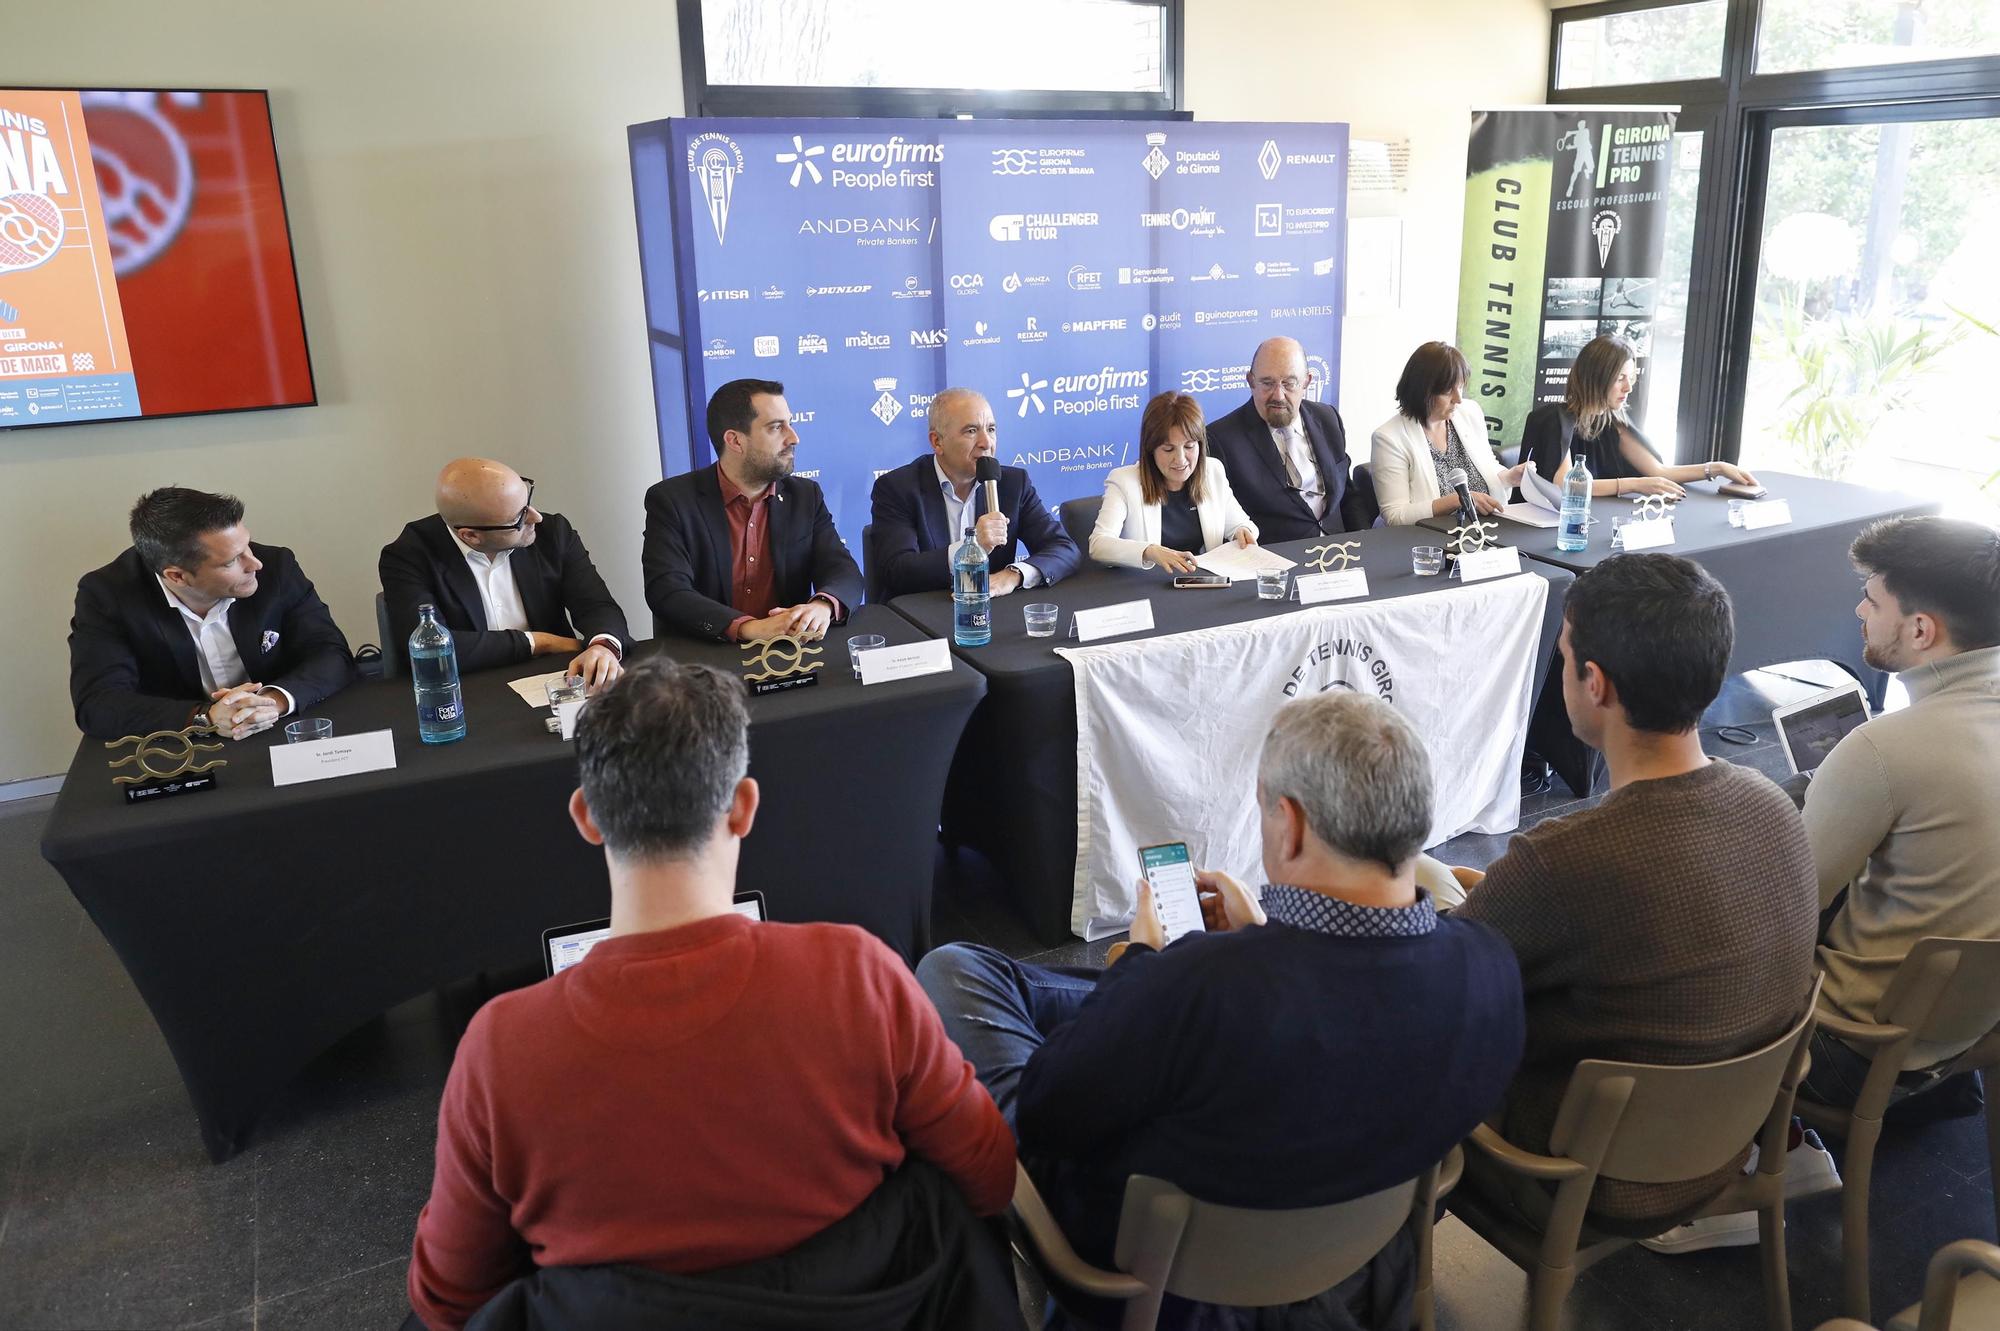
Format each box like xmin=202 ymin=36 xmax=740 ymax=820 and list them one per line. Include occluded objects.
xmin=1024 ymin=603 xmax=1059 ymax=637
xmin=1411 ymin=546 xmax=1444 ymax=577
xmin=846 ymin=634 xmax=886 ymax=677
xmin=1256 ymin=569 xmax=1289 ymax=600
xmin=285 ymin=718 xmax=333 ymax=744
xmin=546 ymin=674 xmax=587 ymax=707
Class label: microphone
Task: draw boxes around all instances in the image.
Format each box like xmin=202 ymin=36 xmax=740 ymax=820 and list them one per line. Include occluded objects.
xmin=976 ymin=455 xmax=1001 ymax=523
xmin=1446 ymin=467 xmax=1477 ymax=526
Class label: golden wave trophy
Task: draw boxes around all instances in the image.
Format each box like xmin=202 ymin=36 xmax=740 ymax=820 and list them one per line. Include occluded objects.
xmin=106 ymin=724 xmax=228 ymax=804
xmin=740 ymin=632 xmax=825 ymax=696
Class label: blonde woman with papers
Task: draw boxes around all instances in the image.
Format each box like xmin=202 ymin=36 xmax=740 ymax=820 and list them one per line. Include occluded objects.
xmin=1090 ymin=391 xmax=1259 ymax=571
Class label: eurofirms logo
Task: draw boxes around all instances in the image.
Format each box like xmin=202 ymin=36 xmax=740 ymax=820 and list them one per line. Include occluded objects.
xmin=775 ymin=134 xmax=942 ymax=190
xmin=989 ymin=210 xmax=1099 ymax=242
xmin=687 ymin=132 xmax=744 ymax=244
xmin=1008 ymin=364 xmax=1149 ymax=418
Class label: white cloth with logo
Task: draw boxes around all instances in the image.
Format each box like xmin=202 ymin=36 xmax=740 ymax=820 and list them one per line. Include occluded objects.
xmin=1057 ymin=574 xmax=1549 ymax=938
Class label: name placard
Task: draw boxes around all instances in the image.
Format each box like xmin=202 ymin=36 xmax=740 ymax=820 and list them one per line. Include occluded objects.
xmin=859 ymin=637 xmax=952 ymax=685
xmin=270 ymin=729 xmax=398 ymax=787
xmin=1620 ymin=516 xmax=1676 ymax=551
xmin=1071 ymin=600 xmax=1156 ymax=643
xmin=554 ymin=699 xmax=585 ymax=740
xmin=1741 ymin=499 xmax=1794 ymax=530
xmin=1456 ymin=547 xmax=1523 ymax=582
xmin=1293 ymin=569 xmax=1370 ymax=604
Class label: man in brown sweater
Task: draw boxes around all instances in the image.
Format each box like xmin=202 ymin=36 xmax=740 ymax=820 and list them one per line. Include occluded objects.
xmin=1455 ymin=553 xmax=1821 ymax=1241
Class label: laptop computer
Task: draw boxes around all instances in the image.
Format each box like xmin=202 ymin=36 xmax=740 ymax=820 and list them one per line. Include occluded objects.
xmin=1772 ymin=682 xmax=1870 ymax=778
xmin=540 ymin=891 xmax=768 ymax=977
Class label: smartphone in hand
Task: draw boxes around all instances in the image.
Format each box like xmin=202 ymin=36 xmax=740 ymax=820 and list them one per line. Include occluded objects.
xmin=1138 ymin=842 xmax=1208 ymax=944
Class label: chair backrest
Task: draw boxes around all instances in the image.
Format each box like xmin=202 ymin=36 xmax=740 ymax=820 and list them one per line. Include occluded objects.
xmin=1060 ymin=495 xmax=1103 ymax=552
xmin=860 ymin=522 xmax=882 ymax=604
xmin=374 ymin=592 xmax=400 ymax=680
xmin=1549 ymin=977 xmax=1821 ymax=1185
xmin=1349 ymin=462 xmax=1383 ymax=529
xmin=1875 ymin=938 xmax=2000 ymax=1058
xmin=1112 ymin=1174 xmax=1417 ymax=1311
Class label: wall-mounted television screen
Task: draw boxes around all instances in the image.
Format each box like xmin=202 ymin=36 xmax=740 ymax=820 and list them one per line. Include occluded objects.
xmin=0 ymin=87 xmax=314 ymax=430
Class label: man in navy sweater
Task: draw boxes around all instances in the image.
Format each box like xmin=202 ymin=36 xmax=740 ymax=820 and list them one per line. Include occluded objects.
xmin=918 ymin=692 xmax=1526 ymax=1329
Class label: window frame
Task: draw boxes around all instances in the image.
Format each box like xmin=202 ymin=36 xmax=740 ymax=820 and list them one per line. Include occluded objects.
xmin=676 ymin=0 xmax=1185 ymax=119
xmin=1548 ymin=0 xmax=2000 ymax=466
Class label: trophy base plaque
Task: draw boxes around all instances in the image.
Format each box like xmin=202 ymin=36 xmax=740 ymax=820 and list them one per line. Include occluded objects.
xmin=121 ymin=772 xmax=221 ymax=804
xmin=747 ymin=673 xmax=820 ymax=697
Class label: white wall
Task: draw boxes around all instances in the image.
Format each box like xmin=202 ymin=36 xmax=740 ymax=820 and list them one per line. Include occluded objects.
xmin=1 ymin=0 xmax=1551 ymax=783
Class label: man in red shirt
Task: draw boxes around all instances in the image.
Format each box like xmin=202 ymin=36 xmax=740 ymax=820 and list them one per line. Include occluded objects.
xmin=407 ymin=659 xmax=1015 ymax=1330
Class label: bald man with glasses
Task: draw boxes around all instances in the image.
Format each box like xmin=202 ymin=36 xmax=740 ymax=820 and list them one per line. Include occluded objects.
xmin=1205 ymin=336 xmax=1368 ymax=543
xmin=379 ymin=459 xmax=630 ymax=686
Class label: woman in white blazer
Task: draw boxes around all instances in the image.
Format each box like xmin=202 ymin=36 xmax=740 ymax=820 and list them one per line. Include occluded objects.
xmin=1369 ymin=342 xmax=1531 ymax=526
xmin=1089 ymin=391 xmax=1258 ymax=571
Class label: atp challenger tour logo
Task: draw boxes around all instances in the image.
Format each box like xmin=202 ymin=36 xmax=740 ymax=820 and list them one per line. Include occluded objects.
xmin=1282 ymin=635 xmax=1395 ymax=702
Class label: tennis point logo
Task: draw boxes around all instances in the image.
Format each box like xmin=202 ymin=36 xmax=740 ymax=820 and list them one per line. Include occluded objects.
xmin=1139 ymin=204 xmax=1223 ymax=238
xmin=1008 ymin=364 xmax=1148 ymax=417
xmin=989 ymin=210 xmax=1100 ymax=242
xmin=776 ymin=134 xmax=941 ymax=189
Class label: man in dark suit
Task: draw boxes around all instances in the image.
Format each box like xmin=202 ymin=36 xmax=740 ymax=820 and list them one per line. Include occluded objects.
xmin=643 ymin=378 xmax=863 ymax=643
xmin=69 ymin=487 xmax=353 ymax=741
xmin=379 ymin=459 xmax=630 ymax=687
xmin=1206 ymin=336 xmax=1367 ymax=543
xmin=868 ymin=387 xmax=1080 ymax=601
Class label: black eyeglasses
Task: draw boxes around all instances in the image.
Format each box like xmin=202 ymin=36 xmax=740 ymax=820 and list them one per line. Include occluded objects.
xmin=458 ymin=480 xmax=536 ymax=532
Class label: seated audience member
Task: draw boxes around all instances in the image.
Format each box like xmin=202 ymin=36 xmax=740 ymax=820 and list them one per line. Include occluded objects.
xmin=1523 ymin=335 xmax=1760 ymax=497
xmin=1088 ymin=391 xmax=1258 ymax=571
xmin=641 ymin=378 xmax=862 ymax=642
xmin=1369 ymin=342 xmax=1530 ymax=526
xmin=920 ymin=692 xmax=1525 ymax=1329
xmin=1796 ymin=516 xmax=2000 ymax=1109
xmin=869 ymin=386 xmax=1080 ymax=597
xmin=69 ymin=487 xmax=353 ymax=741
xmin=379 ymin=458 xmax=628 ymax=687
xmin=1453 ymin=553 xmax=1824 ymax=1244
xmin=1206 ymin=336 xmax=1369 ymax=542
xmin=408 ymin=660 xmax=1015 ymax=1331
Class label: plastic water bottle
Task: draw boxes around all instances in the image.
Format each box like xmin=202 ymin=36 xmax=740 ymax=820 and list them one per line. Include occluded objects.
xmin=409 ymin=604 xmax=467 ymax=744
xmin=1557 ymin=453 xmax=1593 ymax=553
xmin=952 ymin=526 xmax=992 ymax=647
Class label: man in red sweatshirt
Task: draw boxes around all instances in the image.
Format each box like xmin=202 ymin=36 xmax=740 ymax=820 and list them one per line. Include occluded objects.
xmin=407 ymin=659 xmax=1016 ymax=1331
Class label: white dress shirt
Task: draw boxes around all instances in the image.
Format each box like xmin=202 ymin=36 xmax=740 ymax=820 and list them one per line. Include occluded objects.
xmin=934 ymin=460 xmax=1043 ymax=589
xmin=448 ymin=528 xmax=532 ymax=650
xmin=1269 ymin=419 xmax=1327 ymax=519
xmin=156 ymin=576 xmax=294 ymax=718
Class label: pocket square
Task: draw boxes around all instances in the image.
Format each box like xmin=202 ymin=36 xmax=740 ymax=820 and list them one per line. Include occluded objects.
xmin=261 ymin=630 xmax=280 ymax=653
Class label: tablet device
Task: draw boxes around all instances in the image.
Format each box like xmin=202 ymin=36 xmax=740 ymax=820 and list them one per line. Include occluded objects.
xmin=1772 ymin=682 xmax=1869 ymax=777
xmin=541 ymin=891 xmax=769 ymax=976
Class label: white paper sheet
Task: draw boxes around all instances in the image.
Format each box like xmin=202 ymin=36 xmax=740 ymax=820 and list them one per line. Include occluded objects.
xmin=507 ymin=670 xmax=571 ymax=707
xmin=1193 ymin=543 xmax=1297 ymax=581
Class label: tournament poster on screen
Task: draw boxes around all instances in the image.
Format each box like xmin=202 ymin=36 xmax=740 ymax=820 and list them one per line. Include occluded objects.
xmin=1456 ymin=106 xmax=1677 ymax=451
xmin=0 ymin=89 xmax=141 ymax=425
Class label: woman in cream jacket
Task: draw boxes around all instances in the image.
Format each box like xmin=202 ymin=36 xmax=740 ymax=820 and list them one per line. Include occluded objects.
xmin=1369 ymin=342 xmax=1530 ymax=526
xmin=1089 ymin=391 xmax=1258 ymax=570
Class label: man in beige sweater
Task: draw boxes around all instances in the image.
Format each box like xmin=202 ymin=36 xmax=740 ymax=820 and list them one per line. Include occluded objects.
xmin=1798 ymin=515 xmax=2000 ymax=1108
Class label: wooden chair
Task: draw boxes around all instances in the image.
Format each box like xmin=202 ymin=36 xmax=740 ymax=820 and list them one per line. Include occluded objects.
xmin=1446 ymin=977 xmax=1822 ymax=1331
xmin=1794 ymin=938 xmax=2000 ymax=1324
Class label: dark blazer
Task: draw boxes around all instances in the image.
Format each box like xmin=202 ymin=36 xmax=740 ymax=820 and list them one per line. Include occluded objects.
xmin=378 ymin=513 xmax=630 ymax=674
xmin=69 ymin=544 xmax=354 ymax=740
xmin=1205 ymin=398 xmax=1366 ymax=543
xmin=641 ymin=464 xmax=863 ymax=642
xmin=1524 ymin=402 xmax=1665 ymax=484
xmin=867 ymin=454 xmax=1081 ymax=600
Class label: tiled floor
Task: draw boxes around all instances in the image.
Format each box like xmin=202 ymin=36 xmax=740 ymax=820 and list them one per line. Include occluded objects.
xmin=0 ymin=667 xmax=1988 ymax=1330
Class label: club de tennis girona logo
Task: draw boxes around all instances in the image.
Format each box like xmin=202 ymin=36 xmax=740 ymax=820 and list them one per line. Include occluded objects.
xmin=687 ymin=132 xmax=744 ymax=244
xmin=1282 ymin=634 xmax=1395 ymax=701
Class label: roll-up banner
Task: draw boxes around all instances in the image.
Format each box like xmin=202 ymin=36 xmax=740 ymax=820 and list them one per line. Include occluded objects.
xmin=1456 ymin=106 xmax=1677 ymax=452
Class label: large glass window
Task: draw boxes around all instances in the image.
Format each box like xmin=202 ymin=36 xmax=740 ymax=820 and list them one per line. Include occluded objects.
xmin=698 ymin=0 xmax=1167 ymax=94
xmin=1757 ymin=0 xmax=2000 ymax=74
xmin=1555 ymin=0 xmax=1728 ymax=88
xmin=1639 ymin=130 xmax=1705 ymax=449
xmin=1739 ymin=113 xmax=2000 ymax=521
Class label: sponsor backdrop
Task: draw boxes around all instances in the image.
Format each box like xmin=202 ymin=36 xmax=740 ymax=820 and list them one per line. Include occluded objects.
xmin=629 ymin=116 xmax=1348 ymax=547
xmin=0 ymin=90 xmax=140 ymax=424
xmin=1063 ymin=574 xmax=1550 ymax=938
xmin=1455 ymin=106 xmax=1677 ymax=453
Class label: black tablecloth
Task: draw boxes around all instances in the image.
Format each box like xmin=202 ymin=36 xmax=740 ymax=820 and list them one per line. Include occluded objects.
xmin=38 ymin=605 xmax=982 ymax=1161
xmin=889 ymin=527 xmax=1573 ymax=943
xmin=1422 ymin=473 xmax=1938 ymax=696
